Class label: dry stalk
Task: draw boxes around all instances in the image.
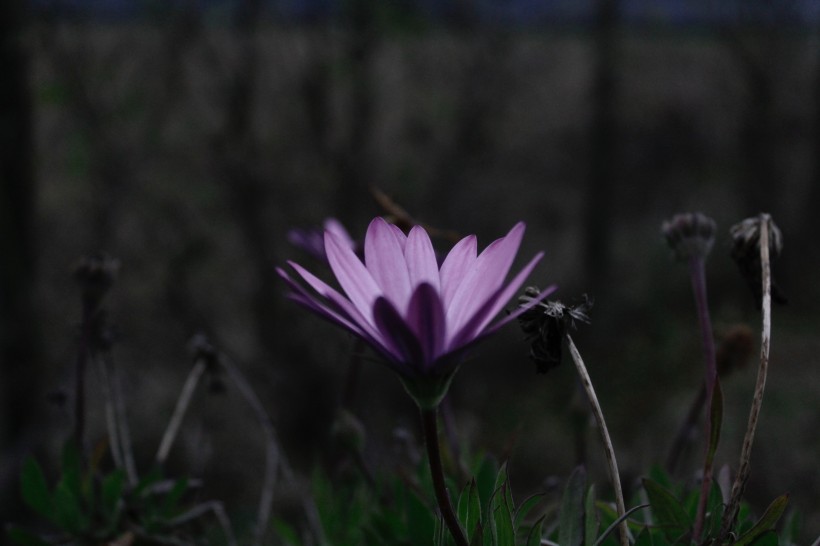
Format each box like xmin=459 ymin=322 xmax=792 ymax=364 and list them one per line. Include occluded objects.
xmin=566 ymin=334 xmax=629 ymax=546
xmin=720 ymin=213 xmax=773 ymax=537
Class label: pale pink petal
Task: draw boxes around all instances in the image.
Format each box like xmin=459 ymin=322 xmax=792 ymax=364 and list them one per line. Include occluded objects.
xmin=325 ymin=230 xmax=382 ymax=320
xmin=324 ymin=218 xmax=355 ymax=250
xmin=439 ymin=235 xmax=477 ymax=307
xmin=389 ymin=223 xmax=407 ymax=250
xmin=446 ymin=222 xmax=526 ymax=335
xmin=372 ymin=296 xmax=425 ymax=373
xmin=405 ymin=283 xmax=447 ymax=367
xmin=364 ymin=217 xmax=412 ymax=311
xmin=277 ymin=267 xmax=363 ymax=334
xmin=284 ymin=261 xmax=382 ymax=338
xmin=405 ymin=226 xmax=441 ymax=293
xmin=447 ymin=252 xmax=545 ymax=348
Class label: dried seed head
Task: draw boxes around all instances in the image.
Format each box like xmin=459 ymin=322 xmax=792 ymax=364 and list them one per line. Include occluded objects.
xmin=662 ymin=212 xmax=717 ymax=261
xmin=729 ymin=215 xmax=787 ymax=309
xmin=188 ymin=332 xmax=225 ymax=393
xmin=517 ymin=288 xmax=592 ymax=374
xmin=72 ymin=253 xmax=120 ymax=307
xmin=730 ymin=216 xmax=783 ymax=261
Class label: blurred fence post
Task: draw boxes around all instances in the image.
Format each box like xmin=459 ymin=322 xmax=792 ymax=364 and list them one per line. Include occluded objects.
xmin=0 ymin=0 xmax=41 ymax=515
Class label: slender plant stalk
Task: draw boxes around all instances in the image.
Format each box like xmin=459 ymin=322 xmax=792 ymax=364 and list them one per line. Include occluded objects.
xmin=566 ymin=335 xmax=629 ymax=546
xmin=220 ymin=354 xmax=281 ymax=546
xmin=420 ymin=408 xmax=468 ymax=546
xmin=689 ymin=255 xmax=719 ymax=540
xmin=96 ymin=354 xmax=125 ymax=471
xmin=720 ymin=214 xmax=773 ymax=537
xmin=73 ymin=300 xmax=93 ymax=450
xmin=155 ymin=358 xmax=207 ymax=465
xmin=105 ymin=350 xmax=138 ymax=485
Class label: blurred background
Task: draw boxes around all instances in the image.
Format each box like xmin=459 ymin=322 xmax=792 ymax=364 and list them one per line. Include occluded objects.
xmin=2 ymin=0 xmax=820 ymax=540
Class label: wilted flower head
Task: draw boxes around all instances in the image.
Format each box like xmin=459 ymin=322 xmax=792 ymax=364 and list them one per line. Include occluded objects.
xmin=730 ymin=215 xmax=787 ymax=308
xmin=278 ymin=217 xmax=553 ymax=408
xmin=662 ymin=212 xmax=716 ymax=261
xmin=517 ymin=288 xmax=591 ymax=373
xmin=73 ymin=253 xmax=120 ymax=309
xmin=287 ymin=218 xmax=356 ymax=263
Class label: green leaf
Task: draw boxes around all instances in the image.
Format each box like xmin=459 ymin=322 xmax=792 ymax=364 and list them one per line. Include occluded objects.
xmin=584 ymin=485 xmax=599 ymax=546
xmin=469 ymin=520 xmax=484 ymax=546
xmin=633 ymin=527 xmax=655 ymax=546
xmin=405 ymin=487 xmax=437 ymax=546
xmin=525 ymin=516 xmax=545 ymax=546
xmin=514 ymin=493 xmax=544 ymax=531
xmin=20 ymin=458 xmax=52 ymax=521
xmin=160 ymin=477 xmax=189 ymax=518
xmin=748 ymin=531 xmax=779 ymax=546
xmin=734 ymin=495 xmax=789 ymax=546
xmin=272 ymin=518 xmax=303 ymax=546
xmin=642 ymin=478 xmax=691 ymax=542
xmin=492 ymin=462 xmax=513 ymax=513
xmin=457 ymin=479 xmax=482 ymax=538
xmin=59 ymin=440 xmax=84 ymax=501
xmin=101 ymin=469 xmax=125 ymax=518
xmin=559 ymin=466 xmax=587 ymax=546
xmin=475 ymin=456 xmax=498 ymax=517
xmin=52 ymin=480 xmax=90 ymax=534
xmin=6 ymin=526 xmax=50 ymax=546
xmin=492 ymin=487 xmax=515 ymax=546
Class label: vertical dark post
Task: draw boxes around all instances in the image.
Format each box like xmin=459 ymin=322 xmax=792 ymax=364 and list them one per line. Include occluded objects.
xmin=585 ymin=0 xmax=618 ymax=300
xmin=0 ymin=0 xmax=39 ymax=512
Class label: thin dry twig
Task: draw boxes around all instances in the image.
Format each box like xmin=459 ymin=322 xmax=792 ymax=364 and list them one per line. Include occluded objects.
xmin=219 ymin=354 xmax=281 ymax=546
xmin=566 ymin=334 xmax=629 ymax=546
xmin=720 ymin=213 xmax=774 ymax=537
xmin=155 ymin=359 xmax=207 ymax=465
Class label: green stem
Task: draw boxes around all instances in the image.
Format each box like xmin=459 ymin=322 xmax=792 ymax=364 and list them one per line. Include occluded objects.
xmin=421 ymin=407 xmax=467 ymax=546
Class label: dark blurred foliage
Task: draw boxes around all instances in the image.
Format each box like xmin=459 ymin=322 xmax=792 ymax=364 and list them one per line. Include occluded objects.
xmin=3 ymin=0 xmax=820 ymax=540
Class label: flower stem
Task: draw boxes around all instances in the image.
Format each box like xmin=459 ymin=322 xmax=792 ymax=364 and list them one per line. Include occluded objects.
xmin=155 ymin=358 xmax=207 ymax=465
xmin=689 ymin=256 xmax=719 ymax=541
xmin=719 ymin=214 xmax=774 ymax=538
xmin=73 ymin=300 xmax=93 ymax=451
xmin=420 ymin=407 xmax=467 ymax=546
xmin=566 ymin=335 xmax=629 ymax=546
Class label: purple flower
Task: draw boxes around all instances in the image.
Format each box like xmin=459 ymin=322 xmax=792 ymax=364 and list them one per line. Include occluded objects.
xmin=278 ymin=217 xmax=554 ymax=407
xmin=286 ymin=218 xmax=356 ymax=262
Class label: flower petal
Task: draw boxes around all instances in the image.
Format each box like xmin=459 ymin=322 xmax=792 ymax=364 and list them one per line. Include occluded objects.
xmin=389 ymin=223 xmax=407 ymax=249
xmin=364 ymin=217 xmax=412 ymax=311
xmin=326 ymin=227 xmax=382 ymax=320
xmin=277 ymin=264 xmax=395 ymax=354
xmin=446 ymin=222 xmax=526 ymax=335
xmin=439 ymin=234 xmax=477 ymax=308
xmin=324 ymin=217 xmax=355 ymax=250
xmin=406 ymin=283 xmax=447 ymax=367
xmin=372 ymin=296 xmax=425 ymax=375
xmin=481 ymin=283 xmax=557 ymax=338
xmin=447 ymin=251 xmax=545 ymax=349
xmin=405 ymin=226 xmax=441 ymax=293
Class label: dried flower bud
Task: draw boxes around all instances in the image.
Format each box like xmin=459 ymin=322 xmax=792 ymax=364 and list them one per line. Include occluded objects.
xmin=661 ymin=212 xmax=717 ymax=261
xmin=188 ymin=332 xmax=224 ymax=392
xmin=517 ymin=288 xmax=592 ymax=374
xmin=72 ymin=253 xmax=120 ymax=307
xmin=729 ymin=215 xmax=787 ymax=309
